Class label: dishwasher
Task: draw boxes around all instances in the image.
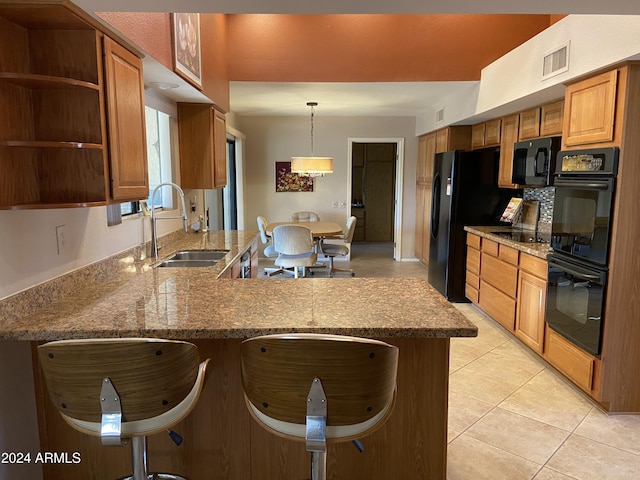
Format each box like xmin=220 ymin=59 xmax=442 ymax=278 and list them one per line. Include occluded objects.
xmin=240 ymin=251 xmax=251 ymax=278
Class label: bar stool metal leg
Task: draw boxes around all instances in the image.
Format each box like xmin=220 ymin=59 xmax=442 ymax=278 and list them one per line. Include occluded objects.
xmin=120 ymin=436 xmax=188 ymax=480
xmin=131 ymin=436 xmax=148 ymax=479
xmin=311 ymin=451 xmax=327 ymax=480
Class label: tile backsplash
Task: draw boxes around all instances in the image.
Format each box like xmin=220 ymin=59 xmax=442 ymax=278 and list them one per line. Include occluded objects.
xmin=523 ymin=187 xmax=555 ymax=232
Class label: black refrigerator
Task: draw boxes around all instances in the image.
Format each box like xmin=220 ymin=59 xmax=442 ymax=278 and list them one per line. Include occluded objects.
xmin=428 ymin=149 xmax=515 ymax=302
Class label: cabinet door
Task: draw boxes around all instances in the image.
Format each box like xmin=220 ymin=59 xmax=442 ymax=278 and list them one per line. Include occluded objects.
xmin=471 ymin=123 xmax=485 ymax=149
xmin=417 ymin=132 xmax=436 ymax=183
xmin=515 ymin=270 xmax=547 ymax=354
xmin=540 ymin=100 xmax=564 ymax=136
xmin=563 ymin=69 xmax=618 ymax=147
xmin=415 ymin=183 xmax=430 ymax=262
xmin=484 ymin=118 xmax=502 ymax=146
xmin=213 ymin=108 xmax=227 ymax=189
xmin=435 ymin=128 xmax=448 ymax=153
xmin=103 ymin=36 xmax=149 ymax=201
xmin=518 ymin=108 xmax=541 ymax=140
xmin=498 ymin=114 xmax=519 ymax=188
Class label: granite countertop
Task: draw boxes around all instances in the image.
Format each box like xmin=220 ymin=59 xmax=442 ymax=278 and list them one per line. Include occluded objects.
xmin=0 ymin=231 xmax=477 ymax=341
xmin=464 ymin=226 xmax=552 ymax=259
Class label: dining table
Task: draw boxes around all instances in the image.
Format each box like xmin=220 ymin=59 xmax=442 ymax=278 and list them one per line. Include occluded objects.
xmin=265 ymin=221 xmax=343 ymax=238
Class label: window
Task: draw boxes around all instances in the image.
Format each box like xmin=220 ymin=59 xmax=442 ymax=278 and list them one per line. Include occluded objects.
xmin=121 ymin=106 xmax=173 ymax=215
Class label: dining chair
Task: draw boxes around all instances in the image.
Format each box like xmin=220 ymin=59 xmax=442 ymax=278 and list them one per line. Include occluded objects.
xmin=289 ymin=211 xmax=320 ymax=222
xmin=240 ymin=333 xmax=399 ymax=480
xmin=319 ymin=216 xmax=357 ymax=277
xmin=37 ymin=338 xmax=210 ymax=480
xmin=272 ymin=224 xmax=317 ymax=278
xmin=257 ymin=216 xmax=293 ymax=277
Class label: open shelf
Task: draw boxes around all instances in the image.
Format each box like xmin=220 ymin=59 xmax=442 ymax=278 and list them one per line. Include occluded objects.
xmin=0 ymin=72 xmax=100 ymax=91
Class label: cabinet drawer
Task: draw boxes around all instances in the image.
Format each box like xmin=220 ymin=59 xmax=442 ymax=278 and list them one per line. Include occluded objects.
xmin=498 ymin=244 xmax=519 ymax=265
xmin=520 ymin=253 xmax=548 ymax=279
xmin=545 ymin=329 xmax=595 ymax=391
xmin=480 ymin=280 xmax=516 ymax=330
xmin=466 ymin=247 xmax=480 ymax=275
xmin=467 ymin=233 xmax=481 ymax=250
xmin=466 ymin=271 xmax=480 ymax=290
xmin=465 ymin=283 xmax=479 ymax=304
xmin=481 ymin=238 xmax=499 ymax=257
xmin=481 ymin=253 xmax=518 ymax=297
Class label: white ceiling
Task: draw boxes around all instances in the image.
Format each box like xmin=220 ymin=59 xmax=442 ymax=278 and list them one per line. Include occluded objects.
xmin=77 ymin=0 xmax=640 ymax=118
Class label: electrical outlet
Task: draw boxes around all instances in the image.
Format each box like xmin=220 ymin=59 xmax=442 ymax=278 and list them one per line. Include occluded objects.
xmin=56 ymin=225 xmax=67 ymax=255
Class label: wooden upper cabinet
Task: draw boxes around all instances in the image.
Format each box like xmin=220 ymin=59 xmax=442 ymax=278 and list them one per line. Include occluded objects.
xmin=0 ymin=3 xmax=147 ymax=208
xmin=178 ymin=103 xmax=227 ymax=189
xmin=471 ymin=123 xmax=486 ymax=149
xmin=498 ymin=114 xmax=520 ymax=188
xmin=471 ymin=120 xmax=501 ymax=149
xmin=436 ymin=125 xmax=471 ymax=153
xmin=213 ymin=108 xmax=227 ymax=189
xmin=484 ymin=119 xmax=501 ymax=147
xmin=103 ymin=36 xmax=148 ymax=201
xmin=416 ymin=132 xmax=435 ymax=184
xmin=518 ymin=108 xmax=541 ymax=140
xmin=540 ymin=100 xmax=564 ymax=136
xmin=563 ymin=69 xmax=618 ymax=147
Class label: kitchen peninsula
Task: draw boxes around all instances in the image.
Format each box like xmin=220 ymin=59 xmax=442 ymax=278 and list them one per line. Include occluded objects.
xmin=0 ymin=230 xmax=476 ymax=480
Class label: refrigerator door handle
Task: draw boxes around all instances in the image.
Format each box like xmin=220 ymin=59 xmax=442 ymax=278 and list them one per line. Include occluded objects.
xmin=431 ymin=172 xmax=441 ymax=239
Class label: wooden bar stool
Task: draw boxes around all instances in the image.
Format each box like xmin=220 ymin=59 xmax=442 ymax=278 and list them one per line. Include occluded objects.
xmin=240 ymin=333 xmax=398 ymax=480
xmin=37 ymin=338 xmax=210 ymax=480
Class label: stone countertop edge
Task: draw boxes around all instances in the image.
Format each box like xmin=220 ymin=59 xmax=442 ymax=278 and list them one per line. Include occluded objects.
xmin=0 ymin=231 xmax=477 ymax=342
xmin=464 ymin=226 xmax=552 ymax=259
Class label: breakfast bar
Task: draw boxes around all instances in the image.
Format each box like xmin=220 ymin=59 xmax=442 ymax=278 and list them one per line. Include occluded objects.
xmin=0 ymin=231 xmax=477 ymax=480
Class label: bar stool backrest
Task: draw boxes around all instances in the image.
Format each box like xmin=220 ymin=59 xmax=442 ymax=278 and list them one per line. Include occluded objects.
xmin=240 ymin=333 xmax=398 ymax=443
xmin=38 ymin=338 xmax=201 ymax=425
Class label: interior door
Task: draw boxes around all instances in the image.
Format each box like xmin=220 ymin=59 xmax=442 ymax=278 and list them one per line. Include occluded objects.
xmin=363 ymin=143 xmax=396 ymax=241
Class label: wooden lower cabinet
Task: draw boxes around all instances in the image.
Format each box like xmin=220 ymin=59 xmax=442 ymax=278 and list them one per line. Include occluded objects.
xmin=515 ymin=270 xmax=547 ymax=353
xmin=478 ymin=240 xmax=518 ymax=330
xmin=545 ymin=328 xmax=595 ymax=392
xmin=479 ymin=280 xmax=517 ymax=331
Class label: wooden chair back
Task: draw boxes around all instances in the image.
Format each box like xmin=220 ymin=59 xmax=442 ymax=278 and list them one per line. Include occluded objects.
xmin=38 ymin=338 xmax=201 ymax=423
xmin=241 ymin=333 xmax=398 ymax=434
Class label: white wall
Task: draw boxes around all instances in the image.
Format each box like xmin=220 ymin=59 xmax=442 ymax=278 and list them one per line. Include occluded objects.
xmin=417 ymin=14 xmax=640 ymax=134
xmin=238 ymin=115 xmax=418 ymax=259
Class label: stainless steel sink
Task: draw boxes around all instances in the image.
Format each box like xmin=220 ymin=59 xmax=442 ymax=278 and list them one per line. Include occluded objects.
xmin=171 ymin=250 xmax=229 ymax=261
xmin=155 ymin=250 xmax=230 ymax=268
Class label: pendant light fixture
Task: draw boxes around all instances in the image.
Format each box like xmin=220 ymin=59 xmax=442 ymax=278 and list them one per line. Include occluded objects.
xmin=291 ymin=102 xmax=333 ymax=177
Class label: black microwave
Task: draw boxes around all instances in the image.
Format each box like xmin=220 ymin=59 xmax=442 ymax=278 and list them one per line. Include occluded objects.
xmin=512 ymin=136 xmax=561 ymax=187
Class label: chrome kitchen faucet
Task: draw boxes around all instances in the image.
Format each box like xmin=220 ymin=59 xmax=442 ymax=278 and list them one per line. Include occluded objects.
xmin=149 ymin=182 xmax=188 ymax=259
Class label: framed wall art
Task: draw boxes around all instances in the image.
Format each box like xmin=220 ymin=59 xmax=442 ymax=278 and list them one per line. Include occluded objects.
xmin=276 ymin=161 xmax=314 ymax=192
xmin=171 ymin=13 xmax=202 ymax=89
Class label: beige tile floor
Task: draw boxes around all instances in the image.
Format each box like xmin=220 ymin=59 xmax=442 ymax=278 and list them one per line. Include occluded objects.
xmin=259 ymin=242 xmax=640 ymax=479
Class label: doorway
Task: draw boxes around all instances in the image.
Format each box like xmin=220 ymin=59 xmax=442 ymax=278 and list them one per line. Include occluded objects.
xmin=348 ymin=138 xmax=404 ymax=261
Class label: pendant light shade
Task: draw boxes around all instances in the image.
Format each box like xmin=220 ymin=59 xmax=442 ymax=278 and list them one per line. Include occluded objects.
xmin=291 ymin=102 xmax=333 ymax=177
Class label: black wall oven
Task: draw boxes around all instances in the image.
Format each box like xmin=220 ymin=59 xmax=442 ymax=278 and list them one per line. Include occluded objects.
xmin=545 ymin=147 xmax=619 ymax=357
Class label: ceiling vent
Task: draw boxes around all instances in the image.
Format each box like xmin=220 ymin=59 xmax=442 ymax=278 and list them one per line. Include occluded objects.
xmin=542 ymin=41 xmax=570 ymax=80
xmin=435 ymin=107 xmax=445 ymax=124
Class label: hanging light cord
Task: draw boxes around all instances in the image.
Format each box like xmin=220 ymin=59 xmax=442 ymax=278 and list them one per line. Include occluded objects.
xmin=309 ymin=103 xmax=315 ymax=156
